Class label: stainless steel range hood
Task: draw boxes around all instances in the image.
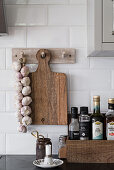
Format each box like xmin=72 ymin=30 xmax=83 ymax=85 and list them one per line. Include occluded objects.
xmin=0 ymin=0 xmax=7 ymax=35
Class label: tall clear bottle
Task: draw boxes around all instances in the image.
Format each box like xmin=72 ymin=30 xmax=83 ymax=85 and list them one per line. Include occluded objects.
xmin=106 ymin=98 xmax=114 ymax=140
xmin=91 ymin=96 xmax=104 ymax=140
xmin=69 ymin=107 xmax=79 ymax=140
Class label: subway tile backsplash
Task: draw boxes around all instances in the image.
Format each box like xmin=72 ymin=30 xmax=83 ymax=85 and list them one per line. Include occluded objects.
xmin=0 ymin=49 xmax=6 ymax=69
xmin=27 ymin=27 xmax=69 ymax=48
xmin=48 ymin=5 xmax=86 ymax=26
xmin=6 ymin=5 xmax=47 ymax=26
xmin=0 ymin=0 xmax=114 ymax=155
xmin=0 ymin=27 xmax=26 ymax=48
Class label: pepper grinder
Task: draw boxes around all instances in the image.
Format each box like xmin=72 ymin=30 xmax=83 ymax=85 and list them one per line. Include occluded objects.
xmin=44 ymin=142 xmax=53 ymax=165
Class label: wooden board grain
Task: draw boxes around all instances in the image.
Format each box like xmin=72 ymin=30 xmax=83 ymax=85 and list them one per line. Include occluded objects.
xmin=66 ymin=140 xmax=114 ymax=163
xmin=30 ymin=49 xmax=67 ymax=125
xmin=12 ymin=48 xmax=76 ymax=64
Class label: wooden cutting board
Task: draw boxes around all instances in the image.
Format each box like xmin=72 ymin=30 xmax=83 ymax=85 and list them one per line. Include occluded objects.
xmin=30 ymin=49 xmax=67 ymax=125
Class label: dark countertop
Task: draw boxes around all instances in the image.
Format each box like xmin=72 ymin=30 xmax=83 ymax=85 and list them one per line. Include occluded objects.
xmin=0 ymin=155 xmax=114 ymax=170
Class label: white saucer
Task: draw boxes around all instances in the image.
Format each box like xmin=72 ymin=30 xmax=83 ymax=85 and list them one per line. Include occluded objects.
xmin=33 ymin=158 xmax=64 ymax=168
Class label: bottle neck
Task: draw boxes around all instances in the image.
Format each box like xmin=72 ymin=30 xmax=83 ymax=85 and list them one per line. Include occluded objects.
xmin=93 ymin=101 xmax=100 ymax=114
xmin=71 ymin=118 xmax=78 ymax=123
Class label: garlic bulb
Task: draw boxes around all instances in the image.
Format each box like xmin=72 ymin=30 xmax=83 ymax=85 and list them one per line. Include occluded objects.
xmin=21 ymin=66 xmax=29 ymax=77
xmin=15 ymin=93 xmax=23 ymax=101
xmin=22 ymin=116 xmax=32 ymax=126
xmin=22 ymin=86 xmax=31 ymax=96
xmin=15 ymin=82 xmax=23 ymax=92
xmin=15 ymin=72 xmax=23 ymax=81
xmin=21 ymin=106 xmax=31 ymax=116
xmin=16 ymin=113 xmax=23 ymax=122
xmin=13 ymin=61 xmax=21 ymax=72
xmin=15 ymin=110 xmax=21 ymax=116
xmin=18 ymin=124 xmax=27 ymax=133
xmin=22 ymin=96 xmax=32 ymax=106
xmin=21 ymin=77 xmax=30 ymax=86
xmin=15 ymin=101 xmax=22 ymax=110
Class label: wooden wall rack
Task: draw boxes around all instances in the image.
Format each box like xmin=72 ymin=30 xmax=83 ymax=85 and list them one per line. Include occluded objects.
xmin=12 ymin=48 xmax=76 ymax=64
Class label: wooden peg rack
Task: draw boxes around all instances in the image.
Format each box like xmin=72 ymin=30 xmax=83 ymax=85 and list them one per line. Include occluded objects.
xmin=12 ymin=48 xmax=76 ymax=64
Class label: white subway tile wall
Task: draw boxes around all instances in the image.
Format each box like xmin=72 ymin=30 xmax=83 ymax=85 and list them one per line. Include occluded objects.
xmin=6 ymin=92 xmax=16 ymax=112
xmin=0 ymin=0 xmax=113 ymax=155
xmin=0 ymin=92 xmax=6 ymax=112
xmin=6 ymin=5 xmax=47 ymax=26
xmin=0 ymin=134 xmax=6 ymax=154
xmin=27 ymin=27 xmax=69 ymax=48
xmin=0 ymin=49 xmax=6 ymax=69
xmin=48 ymin=6 xmax=86 ymax=26
xmin=0 ymin=27 xmax=26 ymax=48
xmin=70 ymin=91 xmax=90 ymax=111
xmin=6 ymin=134 xmax=36 ymax=154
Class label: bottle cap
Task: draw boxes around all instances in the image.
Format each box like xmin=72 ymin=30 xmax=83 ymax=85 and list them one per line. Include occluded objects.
xmin=108 ymin=98 xmax=114 ymax=104
xmin=59 ymin=135 xmax=67 ymax=142
xmin=93 ymin=96 xmax=100 ymax=102
xmin=80 ymin=107 xmax=88 ymax=114
xmin=71 ymin=107 xmax=78 ymax=114
xmin=71 ymin=107 xmax=78 ymax=118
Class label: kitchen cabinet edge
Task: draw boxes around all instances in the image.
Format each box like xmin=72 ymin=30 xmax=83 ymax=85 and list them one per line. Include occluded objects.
xmin=87 ymin=0 xmax=114 ymax=57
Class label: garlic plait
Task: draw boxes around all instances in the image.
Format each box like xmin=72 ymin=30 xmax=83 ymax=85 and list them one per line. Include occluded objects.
xmin=22 ymin=96 xmax=32 ymax=106
xmin=15 ymin=92 xmax=23 ymax=101
xmin=22 ymin=86 xmax=31 ymax=96
xmin=21 ymin=106 xmax=31 ymax=116
xmin=18 ymin=124 xmax=27 ymax=133
xmin=13 ymin=56 xmax=32 ymax=133
xmin=15 ymin=72 xmax=23 ymax=81
xmin=15 ymin=100 xmax=22 ymax=110
xmin=15 ymin=82 xmax=23 ymax=92
xmin=22 ymin=116 xmax=32 ymax=126
xmin=21 ymin=66 xmax=29 ymax=77
xmin=21 ymin=77 xmax=30 ymax=86
xmin=13 ymin=61 xmax=21 ymax=72
xmin=16 ymin=113 xmax=23 ymax=123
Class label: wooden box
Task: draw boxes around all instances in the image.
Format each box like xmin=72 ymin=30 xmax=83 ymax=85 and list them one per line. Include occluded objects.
xmin=66 ymin=140 xmax=114 ymax=163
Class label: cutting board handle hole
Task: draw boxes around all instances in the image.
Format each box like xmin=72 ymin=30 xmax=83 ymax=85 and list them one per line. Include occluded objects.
xmin=36 ymin=49 xmax=51 ymax=64
xmin=41 ymin=118 xmax=45 ymax=123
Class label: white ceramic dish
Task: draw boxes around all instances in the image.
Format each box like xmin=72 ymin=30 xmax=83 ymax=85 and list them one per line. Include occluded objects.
xmin=33 ymin=158 xmax=64 ymax=168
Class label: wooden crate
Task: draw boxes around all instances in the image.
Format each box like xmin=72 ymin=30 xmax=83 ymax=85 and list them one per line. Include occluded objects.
xmin=66 ymin=140 xmax=114 ymax=163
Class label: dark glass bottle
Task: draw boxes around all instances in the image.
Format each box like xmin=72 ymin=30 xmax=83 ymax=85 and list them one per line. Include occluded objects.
xmin=91 ymin=96 xmax=104 ymax=140
xmin=106 ymin=98 xmax=114 ymax=140
xmin=79 ymin=107 xmax=90 ymax=140
xmin=69 ymin=107 xmax=79 ymax=140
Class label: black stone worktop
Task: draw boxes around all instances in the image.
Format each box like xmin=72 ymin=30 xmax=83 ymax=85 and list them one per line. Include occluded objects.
xmin=0 ymin=155 xmax=114 ymax=170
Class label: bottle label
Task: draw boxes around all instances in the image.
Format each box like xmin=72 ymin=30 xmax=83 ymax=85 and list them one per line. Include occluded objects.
xmin=79 ymin=122 xmax=90 ymax=138
xmin=92 ymin=121 xmax=103 ymax=139
xmin=69 ymin=131 xmax=79 ymax=140
xmin=107 ymin=121 xmax=114 ymax=140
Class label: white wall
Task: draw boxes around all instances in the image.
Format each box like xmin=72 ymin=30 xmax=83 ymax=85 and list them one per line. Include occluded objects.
xmin=0 ymin=0 xmax=114 ymax=155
